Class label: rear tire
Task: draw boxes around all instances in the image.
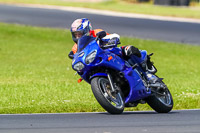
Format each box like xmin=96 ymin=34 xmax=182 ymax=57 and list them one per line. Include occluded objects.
xmin=91 ymin=77 xmax=124 ymax=114
xmin=146 ymin=80 xmax=173 ymax=113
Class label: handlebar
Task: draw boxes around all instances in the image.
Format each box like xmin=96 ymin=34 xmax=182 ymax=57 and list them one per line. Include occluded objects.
xmin=101 ymin=43 xmax=117 ymax=49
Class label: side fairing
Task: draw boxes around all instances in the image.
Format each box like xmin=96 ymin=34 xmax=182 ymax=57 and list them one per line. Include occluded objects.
xmin=123 ymin=67 xmax=151 ymax=103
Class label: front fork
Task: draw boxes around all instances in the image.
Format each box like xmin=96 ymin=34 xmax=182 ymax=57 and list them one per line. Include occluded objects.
xmin=107 ymin=73 xmax=119 ymax=94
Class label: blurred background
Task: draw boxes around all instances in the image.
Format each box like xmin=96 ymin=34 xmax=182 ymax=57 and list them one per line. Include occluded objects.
xmin=123 ymin=0 xmax=199 ymax=6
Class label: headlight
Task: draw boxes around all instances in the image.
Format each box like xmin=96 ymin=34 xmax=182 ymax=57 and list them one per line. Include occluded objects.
xmin=85 ymin=51 xmax=97 ymax=64
xmin=73 ymin=62 xmax=84 ymax=71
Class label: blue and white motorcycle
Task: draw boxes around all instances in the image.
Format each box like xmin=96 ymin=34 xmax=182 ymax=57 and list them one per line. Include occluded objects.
xmin=71 ymin=31 xmax=173 ymax=114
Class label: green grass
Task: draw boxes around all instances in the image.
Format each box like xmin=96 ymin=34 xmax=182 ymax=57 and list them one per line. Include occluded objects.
xmin=0 ymin=22 xmax=200 ymax=114
xmin=0 ymin=0 xmax=200 ymax=19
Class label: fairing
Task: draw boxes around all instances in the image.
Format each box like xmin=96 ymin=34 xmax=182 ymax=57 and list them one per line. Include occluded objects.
xmin=72 ymin=35 xmax=151 ymax=103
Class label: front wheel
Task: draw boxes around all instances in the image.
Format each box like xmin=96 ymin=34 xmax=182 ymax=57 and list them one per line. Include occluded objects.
xmin=91 ymin=77 xmax=124 ymax=114
xmin=146 ymin=80 xmax=173 ymax=113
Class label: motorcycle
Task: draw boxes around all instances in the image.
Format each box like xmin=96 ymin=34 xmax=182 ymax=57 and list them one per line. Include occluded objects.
xmin=71 ymin=31 xmax=173 ymax=114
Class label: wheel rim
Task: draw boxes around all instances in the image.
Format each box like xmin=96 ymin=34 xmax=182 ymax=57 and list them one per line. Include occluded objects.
xmin=98 ymin=78 xmax=124 ymax=109
xmin=156 ymin=89 xmax=172 ymax=106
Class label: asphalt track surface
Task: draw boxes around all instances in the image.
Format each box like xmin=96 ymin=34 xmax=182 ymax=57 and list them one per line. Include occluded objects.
xmin=0 ymin=4 xmax=200 ymax=45
xmin=0 ymin=110 xmax=200 ymax=133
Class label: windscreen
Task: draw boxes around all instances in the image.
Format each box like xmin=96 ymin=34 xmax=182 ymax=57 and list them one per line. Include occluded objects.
xmin=77 ymin=35 xmax=95 ymax=53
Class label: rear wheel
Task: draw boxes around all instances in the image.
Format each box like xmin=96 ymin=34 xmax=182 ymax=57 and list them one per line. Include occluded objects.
xmin=146 ymin=79 xmax=173 ymax=113
xmin=91 ymin=77 xmax=124 ymax=114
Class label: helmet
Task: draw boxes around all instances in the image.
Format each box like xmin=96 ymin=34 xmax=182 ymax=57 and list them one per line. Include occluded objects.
xmin=70 ymin=18 xmax=92 ymax=43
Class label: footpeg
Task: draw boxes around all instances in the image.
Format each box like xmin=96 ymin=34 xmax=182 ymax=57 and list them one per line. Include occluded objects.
xmin=149 ymin=53 xmax=154 ymax=56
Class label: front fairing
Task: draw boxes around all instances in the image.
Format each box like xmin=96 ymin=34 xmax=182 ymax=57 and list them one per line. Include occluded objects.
xmin=72 ymin=36 xmax=126 ymax=83
xmin=72 ymin=38 xmax=102 ymax=73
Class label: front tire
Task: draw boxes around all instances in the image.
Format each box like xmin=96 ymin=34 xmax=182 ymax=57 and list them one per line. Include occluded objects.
xmin=91 ymin=77 xmax=124 ymax=114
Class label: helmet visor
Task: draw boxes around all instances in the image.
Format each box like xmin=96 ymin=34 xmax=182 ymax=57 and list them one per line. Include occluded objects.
xmin=72 ymin=31 xmax=84 ymax=39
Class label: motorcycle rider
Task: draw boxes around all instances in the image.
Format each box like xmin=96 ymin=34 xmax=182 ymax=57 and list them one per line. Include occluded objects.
xmin=68 ymin=18 xmax=141 ymax=58
xmin=68 ymin=18 xmax=154 ymax=73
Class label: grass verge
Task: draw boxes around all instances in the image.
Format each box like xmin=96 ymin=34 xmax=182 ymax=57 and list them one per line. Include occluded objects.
xmin=0 ymin=22 xmax=200 ymax=114
xmin=0 ymin=0 xmax=200 ymax=19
